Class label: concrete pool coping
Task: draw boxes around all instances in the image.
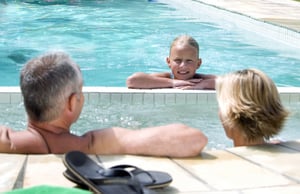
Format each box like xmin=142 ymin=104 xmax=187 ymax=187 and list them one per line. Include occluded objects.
xmin=1 ymin=140 xmax=300 ymax=193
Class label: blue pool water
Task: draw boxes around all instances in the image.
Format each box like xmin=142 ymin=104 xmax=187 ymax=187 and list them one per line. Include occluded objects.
xmin=1 ymin=101 xmax=299 ymax=150
xmin=1 ymin=0 xmax=300 ymax=86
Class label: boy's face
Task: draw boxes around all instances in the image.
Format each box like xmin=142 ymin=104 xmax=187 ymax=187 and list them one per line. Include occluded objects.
xmin=166 ymin=44 xmax=201 ymax=80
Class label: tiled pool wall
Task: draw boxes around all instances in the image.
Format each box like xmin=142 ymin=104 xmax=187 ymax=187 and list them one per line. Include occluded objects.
xmin=161 ymin=0 xmax=300 ymax=49
xmin=0 ymin=87 xmax=299 ymax=106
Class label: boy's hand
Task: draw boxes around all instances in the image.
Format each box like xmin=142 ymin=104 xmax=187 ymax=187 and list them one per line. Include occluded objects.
xmin=172 ymin=79 xmax=199 ymax=88
xmin=179 ymin=79 xmax=215 ymax=90
xmin=172 ymin=79 xmax=202 ymax=88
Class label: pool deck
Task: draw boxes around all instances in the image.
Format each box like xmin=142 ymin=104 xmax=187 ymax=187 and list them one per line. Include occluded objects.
xmin=1 ymin=140 xmax=300 ymax=193
xmin=197 ymin=0 xmax=300 ymax=32
xmin=1 ymin=0 xmax=300 ymax=193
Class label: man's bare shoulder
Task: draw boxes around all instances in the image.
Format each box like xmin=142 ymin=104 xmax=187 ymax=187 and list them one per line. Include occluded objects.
xmin=38 ymin=130 xmax=92 ymax=154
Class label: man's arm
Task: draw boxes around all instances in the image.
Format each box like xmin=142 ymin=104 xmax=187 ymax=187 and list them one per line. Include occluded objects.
xmin=0 ymin=126 xmax=49 ymax=154
xmin=88 ymin=123 xmax=208 ymax=158
xmin=0 ymin=126 xmax=14 ymax=153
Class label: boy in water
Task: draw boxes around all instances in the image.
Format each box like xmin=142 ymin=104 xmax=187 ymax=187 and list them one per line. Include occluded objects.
xmin=127 ymin=35 xmax=216 ymax=89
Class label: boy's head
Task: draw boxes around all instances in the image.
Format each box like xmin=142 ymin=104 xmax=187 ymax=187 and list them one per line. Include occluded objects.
xmin=169 ymin=35 xmax=200 ymax=57
xmin=216 ymin=68 xmax=289 ymax=143
xmin=20 ymin=51 xmax=83 ymax=122
xmin=167 ymin=35 xmax=202 ymax=80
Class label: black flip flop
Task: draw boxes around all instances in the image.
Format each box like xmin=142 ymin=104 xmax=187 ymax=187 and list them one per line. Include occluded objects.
xmin=110 ymin=164 xmax=172 ymax=189
xmin=64 ymin=164 xmax=172 ymax=189
xmin=63 ymin=164 xmax=173 ymax=189
xmin=63 ymin=151 xmax=155 ymax=194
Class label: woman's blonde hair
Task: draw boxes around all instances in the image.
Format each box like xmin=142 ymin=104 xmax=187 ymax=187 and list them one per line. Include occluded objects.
xmin=216 ymin=68 xmax=289 ymax=142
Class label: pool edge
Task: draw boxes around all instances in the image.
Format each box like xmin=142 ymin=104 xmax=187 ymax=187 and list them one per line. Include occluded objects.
xmin=0 ymin=87 xmax=299 ymax=105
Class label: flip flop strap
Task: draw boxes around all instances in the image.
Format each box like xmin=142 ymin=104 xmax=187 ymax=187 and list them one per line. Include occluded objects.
xmin=110 ymin=164 xmax=156 ymax=184
xmin=90 ymin=176 xmax=145 ymax=194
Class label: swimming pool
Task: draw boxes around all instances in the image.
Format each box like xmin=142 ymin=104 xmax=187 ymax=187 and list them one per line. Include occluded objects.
xmin=1 ymin=0 xmax=300 ymax=86
xmin=0 ymin=0 xmax=300 ymax=149
xmin=0 ymin=87 xmax=299 ymax=150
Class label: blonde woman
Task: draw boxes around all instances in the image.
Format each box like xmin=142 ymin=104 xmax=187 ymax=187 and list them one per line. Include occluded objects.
xmin=216 ymin=68 xmax=289 ymax=146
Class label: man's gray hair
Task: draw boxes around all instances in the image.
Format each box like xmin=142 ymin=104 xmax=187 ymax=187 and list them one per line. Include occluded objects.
xmin=20 ymin=51 xmax=83 ymax=122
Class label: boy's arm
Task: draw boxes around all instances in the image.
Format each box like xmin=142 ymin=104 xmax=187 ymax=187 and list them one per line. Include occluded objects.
xmin=126 ymin=72 xmax=175 ymax=89
xmin=197 ymin=74 xmax=217 ymax=90
xmin=88 ymin=123 xmax=208 ymax=158
xmin=200 ymin=78 xmax=216 ymax=89
xmin=180 ymin=74 xmax=216 ymax=90
xmin=126 ymin=72 xmax=198 ymax=89
xmin=181 ymin=78 xmax=215 ymax=90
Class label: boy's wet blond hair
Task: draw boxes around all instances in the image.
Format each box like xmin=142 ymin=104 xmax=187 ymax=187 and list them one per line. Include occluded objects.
xmin=170 ymin=35 xmax=199 ymax=57
xmin=216 ymin=68 xmax=289 ymax=142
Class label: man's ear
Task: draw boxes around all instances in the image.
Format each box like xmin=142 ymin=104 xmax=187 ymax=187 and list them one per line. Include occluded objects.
xmin=67 ymin=93 xmax=78 ymax=113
